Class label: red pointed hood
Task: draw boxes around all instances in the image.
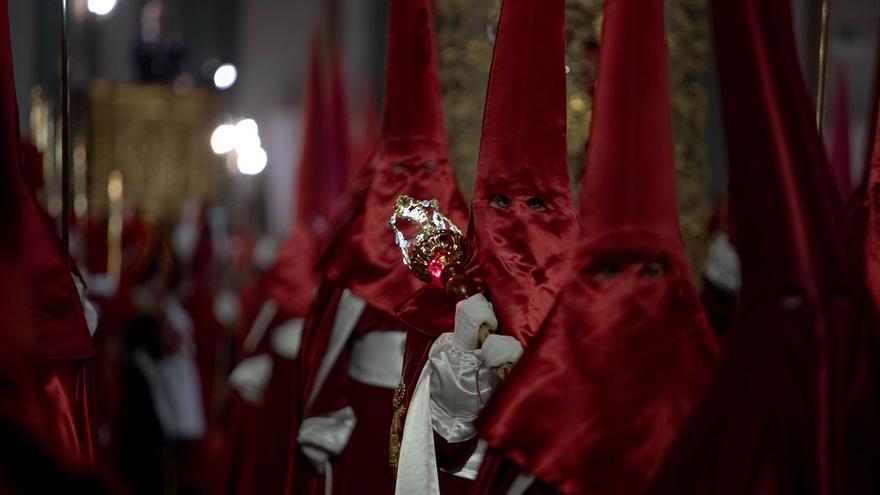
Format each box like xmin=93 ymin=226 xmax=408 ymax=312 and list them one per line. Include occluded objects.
xmin=0 ymin=0 xmax=54 ymax=440
xmin=327 ymin=54 xmax=351 ymax=200
xmin=0 ymin=1 xmax=92 ymax=360
xmin=266 ymin=37 xmax=335 ymax=317
xmin=318 ymin=0 xmax=467 ymax=316
xmin=646 ymin=0 xmax=877 ymax=492
xmin=292 ymin=37 xmax=333 ymax=232
xmin=354 ymin=82 xmax=381 ymax=176
xmin=476 ymin=1 xmax=717 ymax=492
xmin=470 ymin=0 xmax=578 ymax=344
xmin=578 ymin=0 xmax=681 ymax=259
xmin=829 ymin=71 xmax=852 ymax=199
xmin=717 ymin=0 xmax=853 ymax=303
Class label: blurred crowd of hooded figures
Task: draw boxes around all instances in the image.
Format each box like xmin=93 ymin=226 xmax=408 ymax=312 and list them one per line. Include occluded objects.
xmin=17 ymin=46 xmax=371 ymax=493
xmin=3 ymin=0 xmax=880 ymax=493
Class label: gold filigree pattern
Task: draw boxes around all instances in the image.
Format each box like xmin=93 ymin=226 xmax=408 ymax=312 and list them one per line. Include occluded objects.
xmin=88 ymin=83 xmax=220 ymax=223
xmin=389 ymin=381 xmax=406 ymax=470
xmin=668 ymin=0 xmax=713 ymax=280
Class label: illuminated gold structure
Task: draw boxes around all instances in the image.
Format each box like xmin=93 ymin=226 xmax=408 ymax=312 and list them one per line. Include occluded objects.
xmin=88 ymin=83 xmax=220 ymax=223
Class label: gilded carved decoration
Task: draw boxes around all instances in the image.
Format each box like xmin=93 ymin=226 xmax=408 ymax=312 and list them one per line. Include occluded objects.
xmin=88 ymin=83 xmax=220 ymax=223
xmin=668 ymin=0 xmax=712 ymax=279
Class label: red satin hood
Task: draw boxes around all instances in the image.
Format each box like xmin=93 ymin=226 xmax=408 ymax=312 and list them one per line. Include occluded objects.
xmin=470 ymin=0 xmax=578 ymax=344
xmin=479 ymin=245 xmax=717 ymax=495
xmin=646 ymin=0 xmax=879 ymax=493
xmin=477 ymin=1 xmax=719 ymax=492
xmin=318 ymin=0 xmax=467 ymax=316
xmin=1 ymin=2 xmax=92 ymax=360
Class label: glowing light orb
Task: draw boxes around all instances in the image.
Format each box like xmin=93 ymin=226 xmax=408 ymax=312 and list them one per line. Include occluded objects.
xmin=210 ymin=124 xmax=237 ymax=154
xmin=213 ymin=64 xmax=238 ymax=90
xmin=88 ymin=0 xmax=117 ymax=16
xmin=236 ymin=146 xmax=267 ymax=175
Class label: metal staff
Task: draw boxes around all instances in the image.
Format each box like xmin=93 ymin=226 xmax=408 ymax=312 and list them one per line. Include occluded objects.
xmin=816 ymin=0 xmax=832 ymax=132
xmin=389 ymin=195 xmax=512 ymax=378
xmin=60 ymin=0 xmax=71 ymax=259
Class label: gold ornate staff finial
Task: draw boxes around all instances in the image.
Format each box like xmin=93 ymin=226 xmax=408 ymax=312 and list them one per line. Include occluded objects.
xmin=388 ymin=195 xmax=473 ymax=287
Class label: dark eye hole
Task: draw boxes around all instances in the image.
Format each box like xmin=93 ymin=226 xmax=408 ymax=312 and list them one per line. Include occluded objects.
xmin=489 ymin=195 xmax=511 ymax=209
xmin=593 ymin=264 xmax=623 ymax=281
xmin=526 ymin=197 xmax=547 ymax=211
xmin=780 ymin=287 xmax=804 ymax=310
xmin=639 ymin=261 xmax=665 ymax=278
xmin=421 ymin=161 xmax=436 ymax=170
xmin=391 ymin=162 xmax=407 ymax=173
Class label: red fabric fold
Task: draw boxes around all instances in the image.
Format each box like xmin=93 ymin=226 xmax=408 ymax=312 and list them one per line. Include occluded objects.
xmin=2 ymin=0 xmax=98 ymax=474
xmin=647 ymin=0 xmax=879 ymax=493
xmin=475 ymin=1 xmax=718 ymax=493
xmin=318 ymin=0 xmax=468 ymax=317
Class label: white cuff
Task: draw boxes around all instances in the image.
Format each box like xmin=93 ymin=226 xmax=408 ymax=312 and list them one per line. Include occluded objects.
xmin=271 ymin=318 xmax=304 ymax=359
xmin=298 ymin=406 xmax=357 ymax=473
xmin=73 ymin=274 xmax=98 ymax=337
xmin=228 ymin=354 xmax=273 ymax=404
xmin=704 ymin=233 xmax=741 ymax=293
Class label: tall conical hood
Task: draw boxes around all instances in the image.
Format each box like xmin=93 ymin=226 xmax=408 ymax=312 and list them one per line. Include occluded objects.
xmin=470 ymin=0 xmax=578 ymax=344
xmin=380 ymin=0 xmax=448 ymax=162
xmin=646 ymin=0 xmax=878 ymax=492
xmin=319 ymin=0 xmax=467 ymax=316
xmin=476 ymin=1 xmax=718 ymax=492
xmin=716 ymin=0 xmax=852 ymax=298
xmin=327 ymin=53 xmax=351 ymax=197
xmin=267 ymin=37 xmax=335 ymax=317
xmin=353 ymin=82 xmax=381 ymax=176
xmin=578 ymin=0 xmax=680 ymax=256
xmin=292 ymin=37 xmax=331 ymax=230
xmin=829 ymin=71 xmax=852 ymax=199
xmin=0 ymin=0 xmax=91 ymax=360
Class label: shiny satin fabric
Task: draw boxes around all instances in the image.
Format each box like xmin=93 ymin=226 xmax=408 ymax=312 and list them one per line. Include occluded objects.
xmin=43 ymin=359 xmax=97 ymax=468
xmin=469 ymin=0 xmax=578 ymax=345
xmin=866 ymin=86 xmax=880 ymax=312
xmin=294 ymin=36 xmax=345 ymax=230
xmin=266 ymin=226 xmax=321 ymax=317
xmin=321 ymin=137 xmax=468 ymax=320
xmin=290 ymin=283 xmax=403 ymax=495
xmin=21 ymin=170 xmax=94 ymax=361
xmin=319 ymin=0 xmax=468 ymax=318
xmin=396 ymin=284 xmax=458 ymax=409
xmin=646 ymin=0 xmax=880 ymax=493
xmin=264 ymin=38 xmax=342 ymax=320
xmin=479 ymin=243 xmax=717 ymax=495
xmin=476 ymin=1 xmax=720 ymax=493
xmin=218 ymin=308 xmax=300 ymax=495
xmin=1 ymin=0 xmax=91 ymax=361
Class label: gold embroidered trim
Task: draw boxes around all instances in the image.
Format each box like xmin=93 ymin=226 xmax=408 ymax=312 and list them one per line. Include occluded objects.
xmin=389 ymin=381 xmax=407 ymax=470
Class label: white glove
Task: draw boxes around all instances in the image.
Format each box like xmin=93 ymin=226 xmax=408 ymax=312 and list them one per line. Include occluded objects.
xmin=476 ymin=334 xmax=523 ymax=369
xmin=428 ymin=333 xmax=498 ymax=442
xmin=228 ymin=354 xmax=273 ymax=404
xmin=453 ymin=293 xmax=497 ymax=351
xmin=298 ymin=406 xmax=357 ymax=472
